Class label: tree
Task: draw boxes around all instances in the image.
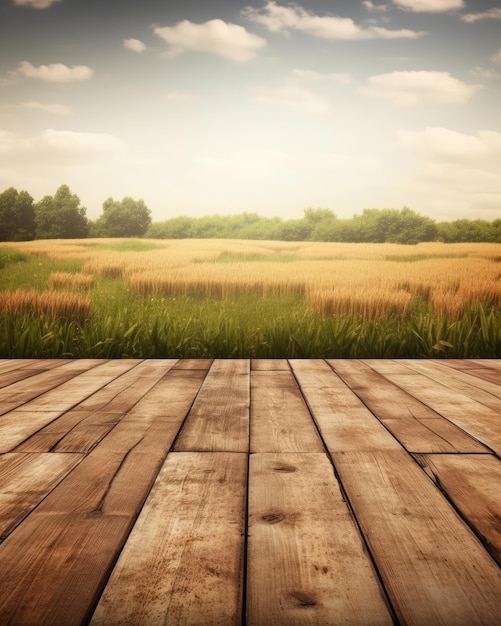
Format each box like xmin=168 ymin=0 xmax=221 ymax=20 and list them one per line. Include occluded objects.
xmin=0 ymin=187 xmax=36 ymax=241
xmin=35 ymin=185 xmax=88 ymax=239
xmin=96 ymin=196 xmax=151 ymax=237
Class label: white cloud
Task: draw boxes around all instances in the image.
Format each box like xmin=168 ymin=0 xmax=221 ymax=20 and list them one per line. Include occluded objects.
xmin=13 ymin=0 xmax=62 ymax=8
xmin=153 ymin=19 xmax=266 ymax=62
xmin=252 ymin=83 xmax=330 ymax=115
xmin=393 ymin=0 xmax=463 ymax=11
xmin=164 ymin=90 xmax=194 ymax=103
xmin=398 ymin=127 xmax=501 ymax=161
xmin=291 ymin=68 xmax=353 ymax=84
xmin=17 ymin=61 xmax=93 ymax=82
xmin=363 ymin=1 xmax=389 ymax=11
xmin=471 ymin=66 xmax=501 ymax=80
xmin=242 ymin=1 xmax=423 ymax=39
xmin=461 ymin=7 xmax=501 ymax=22
xmin=490 ymin=49 xmax=501 ymax=63
xmin=123 ymin=38 xmax=146 ymax=53
xmin=20 ymin=101 xmax=72 ymax=115
xmin=0 ymin=130 xmax=32 ymax=153
xmin=42 ymin=129 xmax=125 ymax=153
xmin=360 ymin=70 xmax=481 ymax=105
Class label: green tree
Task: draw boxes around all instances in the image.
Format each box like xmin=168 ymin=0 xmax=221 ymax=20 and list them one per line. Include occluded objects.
xmin=0 ymin=187 xmax=36 ymax=241
xmin=35 ymin=185 xmax=88 ymax=239
xmin=96 ymin=196 xmax=151 ymax=237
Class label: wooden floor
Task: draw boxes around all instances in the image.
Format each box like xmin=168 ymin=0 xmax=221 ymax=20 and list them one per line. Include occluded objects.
xmin=0 ymin=359 xmax=500 ymax=625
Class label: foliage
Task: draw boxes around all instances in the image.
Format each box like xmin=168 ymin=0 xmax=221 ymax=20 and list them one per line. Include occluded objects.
xmin=0 ymin=187 xmax=36 ymax=241
xmin=95 ymin=196 xmax=151 ymax=237
xmin=34 ymin=185 xmax=88 ymax=239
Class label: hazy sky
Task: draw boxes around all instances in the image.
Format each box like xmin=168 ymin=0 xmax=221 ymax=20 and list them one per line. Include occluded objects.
xmin=0 ymin=0 xmax=500 ymax=222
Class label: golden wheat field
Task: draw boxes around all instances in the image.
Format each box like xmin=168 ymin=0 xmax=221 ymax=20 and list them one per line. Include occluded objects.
xmin=1 ymin=238 xmax=500 ymax=322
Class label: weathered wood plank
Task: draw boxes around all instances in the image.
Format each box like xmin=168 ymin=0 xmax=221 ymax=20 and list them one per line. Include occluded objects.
xmin=0 ymin=369 xmax=205 ymax=626
xmin=16 ymin=360 xmax=178 ymax=453
xmin=172 ymin=359 xmax=212 ymax=370
xmin=334 ymin=450 xmax=501 ymax=626
xmin=0 ymin=359 xmax=69 ymax=389
xmin=416 ymin=453 xmax=501 ymax=565
xmin=247 ymin=453 xmax=393 ymax=626
xmin=290 ymin=360 xmax=401 ymax=452
xmin=330 ymin=359 xmax=488 ymax=453
xmin=174 ymin=359 xmax=249 ymax=452
xmin=0 ymin=452 xmax=82 ymax=538
xmin=251 ymin=359 xmax=290 ymax=370
xmin=367 ymin=360 xmax=501 ymax=455
xmin=250 ymin=370 xmax=324 ymax=453
xmin=15 ymin=359 xmax=138 ymax=412
xmin=394 ymin=359 xmax=501 ymax=408
xmin=0 ymin=359 xmax=105 ymax=416
xmin=434 ymin=359 xmax=501 ymax=385
xmin=91 ymin=452 xmax=247 ymax=626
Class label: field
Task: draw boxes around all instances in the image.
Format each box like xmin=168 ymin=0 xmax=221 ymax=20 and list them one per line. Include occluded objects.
xmin=0 ymin=238 xmax=500 ymax=358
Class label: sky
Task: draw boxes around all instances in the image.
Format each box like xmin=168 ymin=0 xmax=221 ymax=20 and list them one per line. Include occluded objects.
xmin=0 ymin=0 xmax=500 ymax=223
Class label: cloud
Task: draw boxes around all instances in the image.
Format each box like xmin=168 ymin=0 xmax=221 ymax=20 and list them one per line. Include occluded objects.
xmin=491 ymin=49 xmax=501 ymax=63
xmin=398 ymin=127 xmax=501 ymax=161
xmin=153 ymin=19 xmax=266 ymax=62
xmin=461 ymin=7 xmax=501 ymax=22
xmin=242 ymin=1 xmax=423 ymax=39
xmin=360 ymin=70 xmax=481 ymax=105
xmin=123 ymin=38 xmax=146 ymax=53
xmin=13 ymin=0 xmax=62 ymax=8
xmin=252 ymin=82 xmax=330 ymax=115
xmin=20 ymin=101 xmax=72 ymax=115
xmin=363 ymin=1 xmax=389 ymax=11
xmin=17 ymin=61 xmax=93 ymax=82
xmin=393 ymin=0 xmax=463 ymax=11
xmin=0 ymin=130 xmax=32 ymax=153
xmin=470 ymin=66 xmax=501 ymax=80
xmin=291 ymin=68 xmax=353 ymax=84
xmin=42 ymin=129 xmax=125 ymax=153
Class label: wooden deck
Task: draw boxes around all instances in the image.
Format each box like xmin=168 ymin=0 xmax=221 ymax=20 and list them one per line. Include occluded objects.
xmin=0 ymin=359 xmax=500 ymax=625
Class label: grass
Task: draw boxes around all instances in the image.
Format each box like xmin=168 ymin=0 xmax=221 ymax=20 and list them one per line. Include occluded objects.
xmin=0 ymin=239 xmax=500 ymax=358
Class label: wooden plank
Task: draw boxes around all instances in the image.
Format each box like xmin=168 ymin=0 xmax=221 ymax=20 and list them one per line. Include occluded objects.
xmin=0 ymin=359 xmax=105 ymax=416
xmin=0 ymin=361 xmax=141 ymax=452
xmin=333 ymin=450 xmax=501 ymax=626
xmin=247 ymin=453 xmax=393 ymax=626
xmin=16 ymin=359 xmax=139 ymax=412
xmin=0 ymin=452 xmax=82 ymax=538
xmin=172 ymin=359 xmax=212 ymax=370
xmin=91 ymin=452 xmax=247 ymax=626
xmin=395 ymin=359 xmax=501 ymax=408
xmin=330 ymin=359 xmax=488 ymax=453
xmin=16 ymin=360 xmax=178 ymax=453
xmin=174 ymin=359 xmax=249 ymax=452
xmin=251 ymin=359 xmax=290 ymax=370
xmin=250 ymin=370 xmax=324 ymax=453
xmin=0 ymin=369 xmax=205 ymax=626
xmin=437 ymin=359 xmax=501 ymax=385
xmin=0 ymin=359 xmax=69 ymax=389
xmin=367 ymin=361 xmax=501 ymax=455
xmin=290 ymin=360 xmax=401 ymax=452
xmin=415 ymin=453 xmax=501 ymax=565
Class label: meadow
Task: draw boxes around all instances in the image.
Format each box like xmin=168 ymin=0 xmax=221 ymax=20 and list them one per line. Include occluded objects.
xmin=0 ymin=238 xmax=500 ymax=358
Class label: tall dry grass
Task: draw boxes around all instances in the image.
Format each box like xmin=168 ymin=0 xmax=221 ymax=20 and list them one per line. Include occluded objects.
xmin=0 ymin=289 xmax=91 ymax=321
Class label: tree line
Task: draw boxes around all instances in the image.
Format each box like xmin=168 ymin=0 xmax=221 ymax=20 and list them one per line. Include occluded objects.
xmin=1 ymin=184 xmax=500 ymax=244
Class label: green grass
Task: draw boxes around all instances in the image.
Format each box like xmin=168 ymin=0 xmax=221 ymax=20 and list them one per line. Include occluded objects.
xmin=0 ymin=245 xmax=500 ymax=358
xmin=88 ymin=240 xmax=163 ymax=252
xmin=216 ymin=251 xmax=299 ymax=263
xmin=0 ymin=248 xmax=28 ymax=269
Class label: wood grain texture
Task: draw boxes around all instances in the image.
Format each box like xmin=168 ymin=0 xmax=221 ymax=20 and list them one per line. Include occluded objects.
xmin=290 ymin=359 xmax=401 ymax=452
xmin=416 ymin=453 xmax=501 ymax=565
xmin=250 ymin=369 xmax=324 ymax=453
xmin=330 ymin=359 xmax=488 ymax=453
xmin=334 ymin=449 xmax=501 ymax=626
xmin=367 ymin=360 xmax=501 ymax=455
xmin=91 ymin=452 xmax=247 ymax=626
xmin=247 ymin=453 xmax=393 ymax=626
xmin=174 ymin=359 xmax=250 ymax=452
xmin=251 ymin=359 xmax=290 ymax=370
xmin=0 ymin=452 xmax=82 ymax=537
